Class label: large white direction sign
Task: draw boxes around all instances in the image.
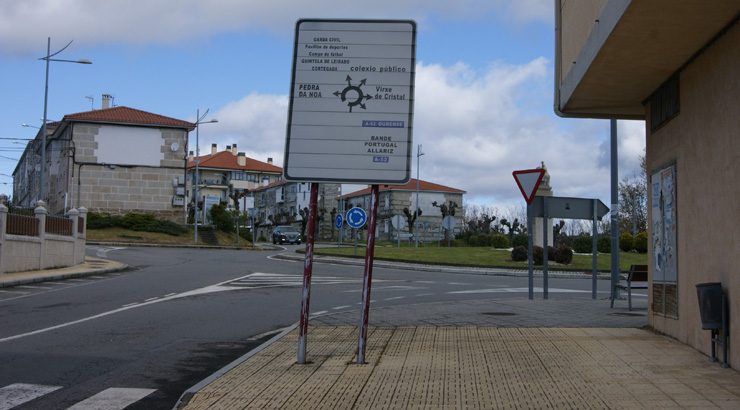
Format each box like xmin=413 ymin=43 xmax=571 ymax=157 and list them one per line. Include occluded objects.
xmin=284 ymin=19 xmax=416 ymax=184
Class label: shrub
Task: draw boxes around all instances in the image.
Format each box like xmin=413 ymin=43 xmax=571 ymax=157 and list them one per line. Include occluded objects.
xmin=475 ymin=234 xmax=492 ymax=247
xmin=512 ymin=234 xmax=528 ymax=248
xmin=87 ymin=211 xmax=186 ymax=235
xmin=597 ymin=236 xmax=611 ymax=253
xmin=572 ymin=235 xmax=593 ymax=253
xmin=511 ymin=245 xmax=528 ymax=262
xmin=634 ymin=231 xmax=648 ymax=253
xmin=120 ymin=212 xmax=157 ymax=230
xmin=490 ymin=234 xmax=510 ymax=249
xmin=554 ymin=245 xmax=574 ymax=264
xmin=619 ymin=232 xmax=635 ymax=252
xmin=533 ymin=246 xmax=544 ymax=264
xmin=87 ymin=212 xmax=120 ymax=229
xmin=209 ymin=203 xmax=236 ymax=233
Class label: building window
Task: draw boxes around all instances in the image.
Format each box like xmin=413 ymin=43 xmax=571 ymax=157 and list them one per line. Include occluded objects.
xmin=648 ymin=74 xmax=680 ymax=132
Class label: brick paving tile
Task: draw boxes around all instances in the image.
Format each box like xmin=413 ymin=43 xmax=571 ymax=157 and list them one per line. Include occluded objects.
xmin=182 ymin=326 xmax=740 ymax=409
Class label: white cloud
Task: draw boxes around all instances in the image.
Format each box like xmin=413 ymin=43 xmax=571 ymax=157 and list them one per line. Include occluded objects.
xmin=0 ymin=0 xmax=551 ymax=54
xmin=197 ymin=58 xmax=646 ymax=207
xmin=197 ymin=92 xmax=288 ymax=164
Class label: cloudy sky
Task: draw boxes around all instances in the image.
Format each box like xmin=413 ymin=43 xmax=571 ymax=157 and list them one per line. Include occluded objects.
xmin=0 ymin=0 xmax=645 ymax=206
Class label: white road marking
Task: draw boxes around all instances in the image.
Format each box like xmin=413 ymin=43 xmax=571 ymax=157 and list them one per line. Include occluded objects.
xmin=332 ymin=305 xmax=350 ymax=310
xmin=448 ymin=287 xmax=592 ymax=294
xmin=447 ymin=282 xmax=470 ymax=286
xmin=94 ymin=246 xmax=126 ymax=258
xmin=310 ymin=310 xmax=328 ymax=317
xmin=384 ymin=296 xmax=405 ymax=301
xmin=342 ymin=285 xmax=422 ymax=293
xmin=67 ymin=387 xmax=156 ymax=410
xmin=164 ymin=293 xmax=176 ymax=297
xmin=0 ymin=290 xmax=27 ymax=294
xmin=247 ymin=327 xmax=291 ymax=341
xmin=0 ymin=271 xmax=378 ymax=344
xmin=16 ymin=285 xmax=50 ymax=290
xmin=0 ymin=383 xmax=61 ymax=410
xmin=414 ymin=293 xmax=435 ymax=297
xmin=121 ymin=302 xmax=138 ymax=308
xmin=144 ymin=297 xmax=159 ymax=302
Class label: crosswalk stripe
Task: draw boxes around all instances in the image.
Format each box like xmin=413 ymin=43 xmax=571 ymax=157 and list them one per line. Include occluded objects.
xmin=67 ymin=387 xmax=156 ymax=410
xmin=0 ymin=383 xmax=62 ymax=410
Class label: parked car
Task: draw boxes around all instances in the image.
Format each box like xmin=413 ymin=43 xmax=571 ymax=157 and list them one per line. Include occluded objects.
xmin=272 ymin=225 xmax=302 ymax=244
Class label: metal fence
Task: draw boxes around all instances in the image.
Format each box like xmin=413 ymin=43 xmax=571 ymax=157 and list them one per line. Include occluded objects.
xmin=5 ymin=207 xmax=76 ymax=237
xmin=46 ymin=214 xmax=73 ymax=236
xmin=6 ymin=208 xmax=39 ymax=236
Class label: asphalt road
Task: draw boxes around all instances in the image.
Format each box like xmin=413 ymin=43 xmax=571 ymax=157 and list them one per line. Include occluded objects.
xmin=0 ymin=244 xmax=625 ymax=409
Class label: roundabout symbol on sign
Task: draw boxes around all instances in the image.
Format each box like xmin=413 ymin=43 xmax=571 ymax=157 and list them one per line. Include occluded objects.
xmin=346 ymin=207 xmax=367 ymax=229
xmin=333 ymin=75 xmax=373 ymax=112
xmin=335 ymin=214 xmax=343 ymax=229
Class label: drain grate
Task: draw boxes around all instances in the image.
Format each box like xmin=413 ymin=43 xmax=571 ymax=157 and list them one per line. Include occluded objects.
xmin=609 ymin=312 xmax=646 ymax=317
xmin=481 ymin=312 xmax=517 ymax=316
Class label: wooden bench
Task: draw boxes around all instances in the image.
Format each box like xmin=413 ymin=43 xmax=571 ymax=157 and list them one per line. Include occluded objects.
xmin=611 ymin=264 xmax=648 ymax=311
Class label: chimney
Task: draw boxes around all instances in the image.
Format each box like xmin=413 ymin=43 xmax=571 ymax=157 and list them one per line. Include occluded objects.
xmin=226 ymin=145 xmax=231 ymax=153
xmin=188 ymin=150 xmax=194 ymax=161
xmin=237 ymin=152 xmax=246 ymax=167
xmin=102 ymin=94 xmax=112 ymax=109
xmin=211 ymin=143 xmax=217 ymax=155
xmin=231 ymin=144 xmax=238 ymax=155
xmin=267 ymin=157 xmax=273 ymax=165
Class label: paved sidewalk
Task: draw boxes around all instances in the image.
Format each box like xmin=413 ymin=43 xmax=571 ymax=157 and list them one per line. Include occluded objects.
xmin=0 ymin=256 xmax=128 ymax=288
xmin=181 ymin=325 xmax=740 ymax=409
xmin=178 ymin=293 xmax=740 ymax=409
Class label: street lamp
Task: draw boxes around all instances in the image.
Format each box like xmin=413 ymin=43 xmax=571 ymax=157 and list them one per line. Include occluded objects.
xmin=38 ymin=37 xmax=91 ymax=203
xmin=415 ymin=144 xmax=424 ymax=247
xmin=193 ymin=108 xmax=218 ymax=243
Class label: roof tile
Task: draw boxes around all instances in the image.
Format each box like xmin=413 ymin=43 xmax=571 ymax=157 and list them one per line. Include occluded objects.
xmin=188 ymin=151 xmax=283 ymax=173
xmin=64 ymin=106 xmax=195 ymax=129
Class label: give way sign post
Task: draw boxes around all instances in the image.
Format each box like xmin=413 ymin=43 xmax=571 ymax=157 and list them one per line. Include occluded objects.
xmin=512 ymin=168 xmax=545 ymax=300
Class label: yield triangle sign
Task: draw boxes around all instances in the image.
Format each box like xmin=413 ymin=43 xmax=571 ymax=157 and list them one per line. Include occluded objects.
xmin=512 ymin=168 xmax=546 ymax=204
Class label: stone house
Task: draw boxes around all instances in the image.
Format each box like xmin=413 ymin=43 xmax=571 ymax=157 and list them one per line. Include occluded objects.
xmin=339 ymin=179 xmax=465 ymax=242
xmin=555 ymin=1 xmax=739 ymax=368
xmin=13 ymin=97 xmax=194 ymax=220
xmin=252 ymin=181 xmax=340 ymax=241
xmin=186 ymin=144 xmax=282 ymax=223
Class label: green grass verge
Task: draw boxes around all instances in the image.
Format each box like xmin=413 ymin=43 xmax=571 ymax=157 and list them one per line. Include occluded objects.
xmin=87 ymin=227 xmax=252 ymax=247
xmin=313 ymin=245 xmax=647 ymax=272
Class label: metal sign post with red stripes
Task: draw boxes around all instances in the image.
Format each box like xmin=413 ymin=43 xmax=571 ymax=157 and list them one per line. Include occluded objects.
xmin=357 ymin=184 xmax=380 ymax=364
xmin=285 ymin=19 xmax=416 ymax=365
xmin=297 ymin=183 xmax=319 ymax=364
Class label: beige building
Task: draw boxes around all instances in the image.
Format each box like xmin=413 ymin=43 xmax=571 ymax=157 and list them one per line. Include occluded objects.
xmin=556 ymin=1 xmax=739 ymax=368
xmin=14 ymin=97 xmax=194 ymax=220
xmin=340 ymin=179 xmax=465 ymax=242
xmin=186 ymin=144 xmax=282 ymax=223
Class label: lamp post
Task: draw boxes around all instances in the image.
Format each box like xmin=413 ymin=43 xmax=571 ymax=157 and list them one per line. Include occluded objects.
xmin=193 ymin=108 xmax=218 ymax=243
xmin=38 ymin=38 xmax=91 ymax=203
xmin=414 ymin=144 xmax=424 ymax=247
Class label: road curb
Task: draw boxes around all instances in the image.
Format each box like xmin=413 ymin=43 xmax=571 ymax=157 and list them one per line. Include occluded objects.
xmin=0 ymin=259 xmax=130 ymax=288
xmin=272 ymin=253 xmax=614 ymax=280
xmin=87 ymin=241 xmax=279 ymax=250
xmin=174 ymin=323 xmax=298 ymax=410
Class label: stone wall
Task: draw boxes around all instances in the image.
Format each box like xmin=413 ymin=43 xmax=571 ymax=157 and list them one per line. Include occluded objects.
xmin=70 ymin=123 xmax=188 ymax=222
